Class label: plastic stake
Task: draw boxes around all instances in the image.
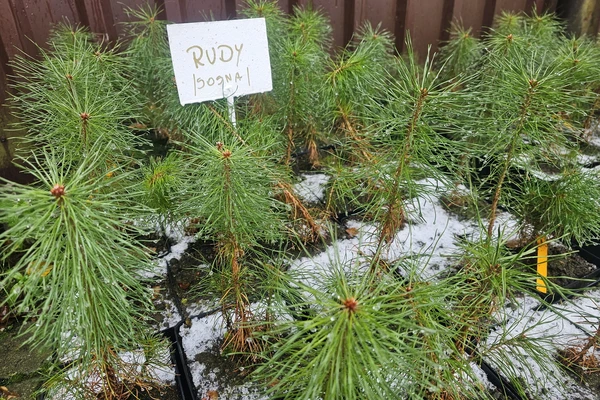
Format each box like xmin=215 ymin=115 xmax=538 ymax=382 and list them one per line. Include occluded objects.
xmin=227 ymin=96 xmax=237 ymax=128
xmin=536 ymin=236 xmax=548 ymax=293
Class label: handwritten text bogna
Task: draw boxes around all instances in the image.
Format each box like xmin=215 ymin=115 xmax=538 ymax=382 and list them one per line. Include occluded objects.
xmin=186 ymin=43 xmax=250 ymax=97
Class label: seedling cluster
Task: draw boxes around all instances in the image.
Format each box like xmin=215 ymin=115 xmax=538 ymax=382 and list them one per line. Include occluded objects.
xmin=1 ymin=2 xmax=600 ymax=399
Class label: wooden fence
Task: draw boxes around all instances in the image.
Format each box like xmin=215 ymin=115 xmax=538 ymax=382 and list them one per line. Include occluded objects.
xmin=1 ymin=0 xmax=599 ymax=105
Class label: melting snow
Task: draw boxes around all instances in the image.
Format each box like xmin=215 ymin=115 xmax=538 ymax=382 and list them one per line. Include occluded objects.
xmin=294 ymin=173 xmax=330 ymax=203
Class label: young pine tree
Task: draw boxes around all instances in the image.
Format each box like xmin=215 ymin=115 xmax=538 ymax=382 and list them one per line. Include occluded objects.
xmin=0 ymin=145 xmax=163 ymax=398
xmin=181 ymin=131 xmax=287 ymax=355
xmin=10 ymin=25 xmax=142 ymax=168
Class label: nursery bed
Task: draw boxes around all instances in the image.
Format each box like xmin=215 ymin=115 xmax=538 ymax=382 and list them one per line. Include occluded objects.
xmin=139 ymin=173 xmax=600 ymax=400
xmin=3 ymin=6 xmax=600 ymax=399
xmin=4 ymin=159 xmax=600 ymax=400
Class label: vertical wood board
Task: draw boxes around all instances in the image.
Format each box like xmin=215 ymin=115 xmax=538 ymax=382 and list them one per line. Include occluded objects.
xmin=0 ymin=0 xmax=588 ymax=106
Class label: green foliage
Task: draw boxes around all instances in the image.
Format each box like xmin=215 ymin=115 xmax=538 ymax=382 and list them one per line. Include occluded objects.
xmin=255 ymin=236 xmax=549 ymax=399
xmin=452 ymin=12 xmax=596 ymax=239
xmin=274 ymin=6 xmax=332 ymax=165
xmin=141 ymin=152 xmax=187 ymax=227
xmin=10 ymin=25 xmax=141 ymax=165
xmin=124 ymin=4 xmax=171 ymax=106
xmin=4 ymin=4 xmax=600 ymax=399
xmin=437 ymin=21 xmax=483 ymax=80
xmin=0 ymin=144 xmax=161 ymax=397
xmin=183 ymin=134 xmax=286 ymax=249
xmin=326 ymin=22 xmax=395 ymax=135
xmin=366 ymin=38 xmax=465 ymax=246
xmin=516 ymin=169 xmax=600 ymax=245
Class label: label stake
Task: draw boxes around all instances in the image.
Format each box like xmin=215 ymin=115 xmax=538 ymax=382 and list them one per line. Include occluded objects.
xmin=227 ymin=96 xmax=237 ymax=127
xmin=536 ymin=236 xmax=548 ymax=293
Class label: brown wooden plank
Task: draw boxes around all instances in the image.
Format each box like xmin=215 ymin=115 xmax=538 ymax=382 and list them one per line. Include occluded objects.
xmin=161 ymin=0 xmax=181 ymax=22
xmin=405 ymin=0 xmax=445 ymax=58
xmin=394 ymin=0 xmax=409 ymax=51
xmin=155 ymin=0 xmax=167 ymax=20
xmin=81 ymin=0 xmax=105 ymax=33
xmin=0 ymin=30 xmax=12 ymax=104
xmin=225 ymin=0 xmax=236 ymax=18
xmin=44 ymin=0 xmax=79 ymax=24
xmin=7 ymin=0 xmax=38 ymax=55
xmin=74 ymin=0 xmax=91 ymax=27
xmin=0 ymin=0 xmax=25 ymax=59
xmin=354 ymin=0 xmax=396 ymax=38
xmin=482 ymin=0 xmax=497 ymax=30
xmin=439 ymin=0 xmax=456 ymax=42
xmin=286 ymin=0 xmax=298 ymax=14
xmin=495 ymin=0 xmax=528 ymax=14
xmin=19 ymin=0 xmax=80 ymax=46
xmin=452 ymin=0 xmax=487 ymax=36
xmin=525 ymin=0 xmax=536 ymax=13
xmin=183 ymin=0 xmax=227 ymax=22
xmin=81 ymin=0 xmax=118 ymax=42
xmin=343 ymin=0 xmax=355 ymax=44
xmin=234 ymin=0 xmax=245 ymax=16
xmin=21 ymin=1 xmax=51 ymax=46
xmin=543 ymin=0 xmax=557 ymax=12
xmin=0 ymin=65 xmax=8 ymax=105
xmin=111 ymin=0 xmax=153 ymax=37
xmin=304 ymin=0 xmax=346 ymax=48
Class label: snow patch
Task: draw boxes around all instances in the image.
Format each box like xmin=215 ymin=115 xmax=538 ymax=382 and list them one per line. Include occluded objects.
xmin=294 ymin=173 xmax=330 ymax=203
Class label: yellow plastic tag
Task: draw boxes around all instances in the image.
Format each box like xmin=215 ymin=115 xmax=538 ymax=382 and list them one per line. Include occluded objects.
xmin=536 ymin=237 xmax=548 ymax=293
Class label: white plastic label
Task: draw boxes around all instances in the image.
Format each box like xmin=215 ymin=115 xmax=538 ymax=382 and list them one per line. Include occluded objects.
xmin=166 ymin=18 xmax=273 ymax=105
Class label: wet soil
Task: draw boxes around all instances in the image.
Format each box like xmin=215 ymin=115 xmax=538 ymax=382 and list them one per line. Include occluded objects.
xmin=0 ymin=327 xmax=51 ymax=399
xmin=546 ymin=242 xmax=598 ymax=288
xmin=139 ymin=385 xmax=181 ymax=400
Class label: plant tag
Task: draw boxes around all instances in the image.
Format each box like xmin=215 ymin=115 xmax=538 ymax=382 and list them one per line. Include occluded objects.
xmin=166 ymin=18 xmax=272 ymax=106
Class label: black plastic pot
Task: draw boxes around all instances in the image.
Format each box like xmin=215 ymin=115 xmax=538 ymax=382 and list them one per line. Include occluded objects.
xmin=161 ymin=321 xmax=198 ymax=400
xmin=479 ymin=358 xmax=525 ymax=400
xmin=36 ymin=322 xmax=197 ymax=400
xmin=539 ymin=243 xmax=600 ymax=305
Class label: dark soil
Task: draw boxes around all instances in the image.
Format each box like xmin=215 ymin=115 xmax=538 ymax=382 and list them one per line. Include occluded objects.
xmin=557 ymin=347 xmax=600 ymax=397
xmin=167 ymin=239 xmax=218 ymax=311
xmin=0 ymin=327 xmax=51 ymax=400
xmin=547 ymin=242 xmax=598 ymax=288
xmin=139 ymin=385 xmax=181 ymax=400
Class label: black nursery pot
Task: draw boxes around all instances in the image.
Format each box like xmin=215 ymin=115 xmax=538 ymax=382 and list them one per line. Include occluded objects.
xmin=576 ymin=242 xmax=600 ymax=268
xmin=161 ymin=321 xmax=199 ymax=400
xmin=539 ymin=242 xmax=600 ymax=305
xmin=37 ymin=322 xmax=198 ymax=400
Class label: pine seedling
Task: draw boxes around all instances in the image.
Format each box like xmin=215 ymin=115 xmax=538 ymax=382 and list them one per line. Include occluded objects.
xmin=124 ymin=4 xmax=171 ymax=128
xmin=554 ymin=35 xmax=600 ymax=133
xmin=523 ymin=10 xmax=565 ymax=47
xmin=275 ymin=6 xmax=332 ymax=166
xmin=241 ymin=0 xmax=290 ymax=116
xmin=322 ymin=155 xmax=374 ymax=217
xmin=446 ymin=227 xmax=578 ymax=399
xmin=493 ymin=11 xmax=526 ymax=37
xmin=470 ymin=37 xmax=580 ymax=238
xmin=325 ymin=22 xmax=395 ymax=162
xmin=484 ymin=14 xmax=531 ymax=64
xmin=318 ymin=24 xmax=396 ymax=218
xmin=365 ymin=38 xmax=465 ymax=248
xmin=253 ymin=245 xmax=492 ymax=400
xmin=0 ymin=143 xmax=162 ymax=398
xmin=183 ymin=135 xmax=285 ymax=248
xmin=451 ymin=228 xmax=541 ymax=320
xmin=141 ymin=152 xmax=187 ymax=232
xmin=437 ymin=21 xmax=483 ymax=81
xmin=182 ymin=133 xmax=287 ymax=354
xmin=10 ymin=25 xmax=141 ymax=166
xmin=479 ymin=296 xmax=574 ymax=399
xmin=515 ymin=169 xmax=600 ymax=246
